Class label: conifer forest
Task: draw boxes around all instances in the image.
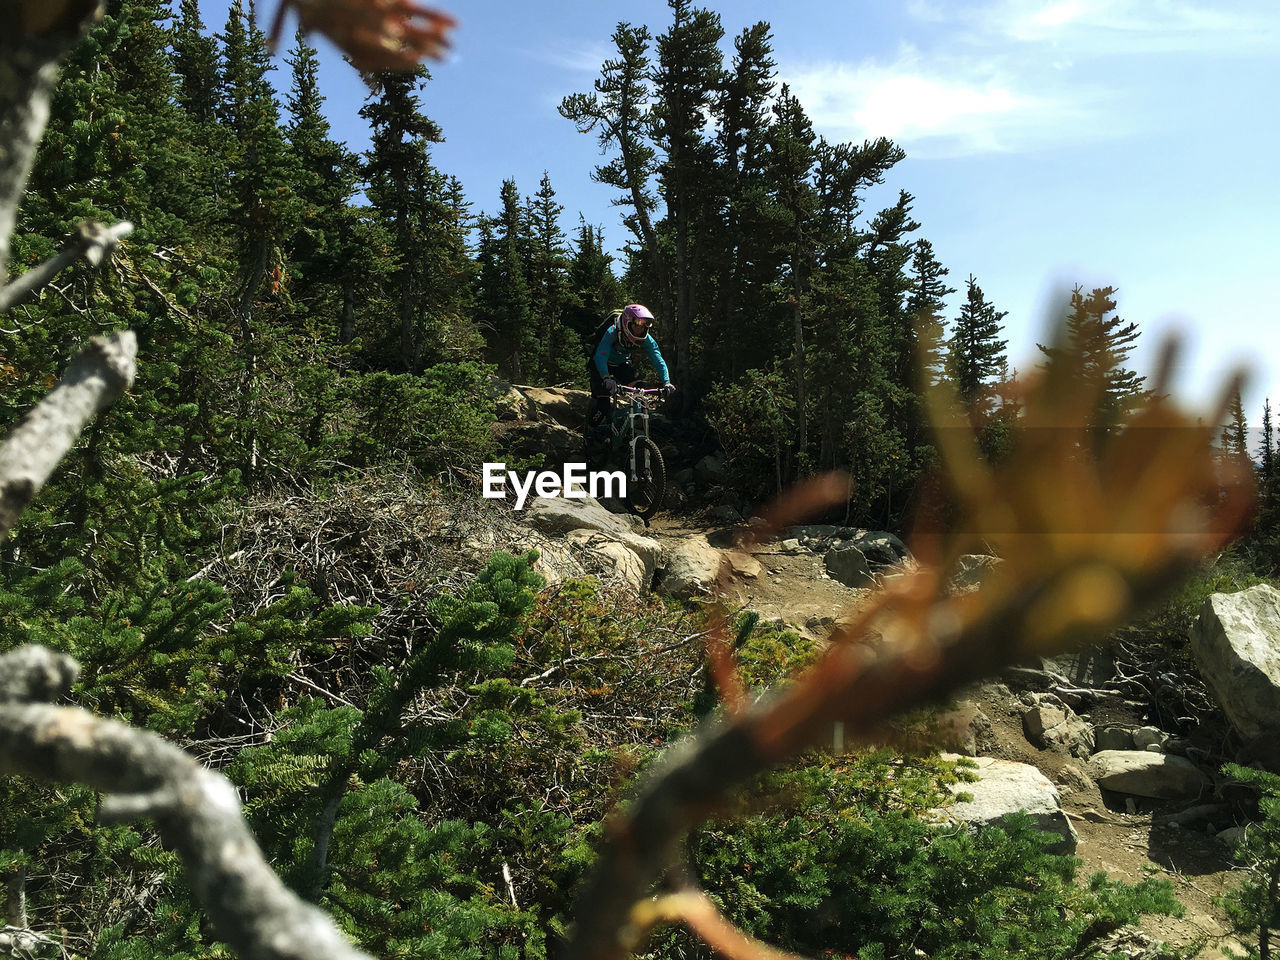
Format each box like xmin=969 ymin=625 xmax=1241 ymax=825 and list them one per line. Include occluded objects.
xmin=5 ymin=1 xmax=1280 ymax=959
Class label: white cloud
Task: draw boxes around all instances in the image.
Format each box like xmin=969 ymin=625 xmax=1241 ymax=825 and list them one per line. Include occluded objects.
xmin=780 ymin=49 xmax=1098 ymax=158
xmin=531 ymin=40 xmax=614 ymax=74
xmin=935 ymin=0 xmax=1280 ymax=52
xmin=784 ymin=0 xmax=1280 ymax=158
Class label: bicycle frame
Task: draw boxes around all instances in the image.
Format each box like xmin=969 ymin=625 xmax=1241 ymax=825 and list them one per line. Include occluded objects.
xmin=609 ymin=386 xmax=663 ymax=482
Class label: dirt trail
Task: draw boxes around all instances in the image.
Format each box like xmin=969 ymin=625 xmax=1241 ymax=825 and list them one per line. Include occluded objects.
xmin=644 ymin=508 xmax=1247 ymax=959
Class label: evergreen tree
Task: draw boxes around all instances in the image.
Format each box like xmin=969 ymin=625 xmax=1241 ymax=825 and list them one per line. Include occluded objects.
xmin=1222 ymin=391 xmax=1250 ymax=462
xmin=651 ymin=0 xmax=725 ymax=389
xmin=172 ymin=0 xmax=219 ymax=124
xmin=764 ymin=84 xmax=818 ymax=469
xmin=360 ymin=68 xmax=446 ymax=370
xmin=284 ymin=26 xmax=361 ymax=333
xmin=706 ymin=21 xmax=776 ymax=383
xmin=1037 ymin=285 xmax=1146 ymax=431
xmin=560 ymin=24 xmax=672 ymax=332
xmin=526 ymin=172 xmax=578 ymax=381
xmin=477 ymin=180 xmax=534 ymax=382
xmin=946 ymin=275 xmax=1009 ymax=418
xmin=564 ymin=219 xmax=624 ymax=362
xmin=217 ymin=0 xmax=304 ymax=483
xmin=906 ymin=238 xmax=955 ymax=387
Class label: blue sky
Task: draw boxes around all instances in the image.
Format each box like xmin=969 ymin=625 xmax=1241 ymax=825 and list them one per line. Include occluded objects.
xmin=217 ymin=0 xmax=1279 ymax=436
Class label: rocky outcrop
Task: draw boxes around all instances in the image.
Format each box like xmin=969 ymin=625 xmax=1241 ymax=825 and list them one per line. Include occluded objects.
xmin=1088 ymin=750 xmax=1209 ymax=800
xmin=655 ymin=538 xmax=723 ymax=599
xmin=1022 ymin=693 xmax=1095 ymax=758
xmin=1190 ymin=584 xmax=1280 ymax=761
xmin=935 ymin=755 xmax=1078 ymax=852
xmin=824 ymin=544 xmax=874 ymax=588
xmin=522 ymin=497 xmax=662 ymax=591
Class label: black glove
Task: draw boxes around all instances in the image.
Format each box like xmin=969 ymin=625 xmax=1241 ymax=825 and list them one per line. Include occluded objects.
xmin=603 ymin=377 xmax=618 ymax=395
xmin=662 ymin=382 xmax=677 ymax=397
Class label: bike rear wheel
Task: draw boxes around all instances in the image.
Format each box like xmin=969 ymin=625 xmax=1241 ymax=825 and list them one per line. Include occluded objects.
xmin=626 ymin=436 xmax=666 ymax=522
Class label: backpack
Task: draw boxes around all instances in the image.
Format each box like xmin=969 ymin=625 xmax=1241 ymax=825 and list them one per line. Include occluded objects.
xmin=585 ymin=309 xmax=624 ymax=360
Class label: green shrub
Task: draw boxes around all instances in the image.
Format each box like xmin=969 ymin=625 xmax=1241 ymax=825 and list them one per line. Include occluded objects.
xmin=1220 ymin=763 xmax=1280 ymax=959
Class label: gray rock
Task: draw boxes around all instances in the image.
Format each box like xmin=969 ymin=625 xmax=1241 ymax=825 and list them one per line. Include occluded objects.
xmin=933 ymin=702 xmax=993 ymax=756
xmin=934 ymin=755 xmax=1078 ymax=853
xmin=1022 ymin=694 xmax=1095 ymax=758
xmin=516 ymin=385 xmax=589 ymax=429
xmin=853 ymin=531 xmax=910 ymax=566
xmin=1132 ymin=726 xmax=1168 ymax=750
xmin=656 ymin=538 xmax=723 ymax=600
xmin=825 ymin=544 xmax=874 ymax=587
xmin=1088 ymin=750 xmax=1209 ymax=800
xmin=1190 ymin=584 xmax=1280 ymax=760
xmin=488 ymin=379 xmax=533 ymax=422
xmin=523 ymin=497 xmax=663 ymax=587
xmin=694 ymin=455 xmax=727 ymax=485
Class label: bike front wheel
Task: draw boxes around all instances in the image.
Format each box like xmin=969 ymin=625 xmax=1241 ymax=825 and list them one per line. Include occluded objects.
xmin=626 ymin=436 xmax=666 ymax=522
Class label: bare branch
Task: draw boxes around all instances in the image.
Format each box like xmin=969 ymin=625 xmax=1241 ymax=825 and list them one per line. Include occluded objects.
xmin=0 ymin=646 xmax=80 ymax=703
xmin=0 ymin=220 xmax=134 ymax=312
xmin=1 ymin=0 xmax=107 ymax=277
xmin=0 ymin=699 xmax=376 ymax=960
xmin=0 ymin=331 xmax=137 ymax=541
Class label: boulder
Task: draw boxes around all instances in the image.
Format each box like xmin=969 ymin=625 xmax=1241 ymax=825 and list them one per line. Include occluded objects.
xmin=933 ymin=701 xmax=993 ymax=756
xmin=825 ymin=544 xmax=873 ymax=588
xmin=656 ymin=538 xmax=724 ymax=600
xmin=1132 ymin=726 xmax=1168 ymax=751
xmin=488 ymin=379 xmax=533 ymax=422
xmin=489 ymin=420 xmax=583 ymax=467
xmin=1190 ymin=584 xmax=1280 ymax=757
xmin=1088 ymin=750 xmax=1209 ymax=800
xmin=1022 ymin=693 xmax=1095 ymax=758
xmin=565 ymin=530 xmax=650 ymax=594
xmin=516 ymin=385 xmax=589 ymax=429
xmin=851 ymin=531 xmax=910 ymax=566
xmin=934 ymin=755 xmax=1078 ymax=853
xmin=523 ymin=497 xmax=662 ymax=586
xmin=707 ymin=504 xmax=743 ymax=525
xmin=693 ymin=455 xmax=728 ymax=486
xmin=729 ymin=552 xmax=763 ymax=579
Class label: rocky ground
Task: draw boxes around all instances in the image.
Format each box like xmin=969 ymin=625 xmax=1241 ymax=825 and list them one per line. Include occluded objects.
xmin=488 ymin=381 xmax=1265 ymax=958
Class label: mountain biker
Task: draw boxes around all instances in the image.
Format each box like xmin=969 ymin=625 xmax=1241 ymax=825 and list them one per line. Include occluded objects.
xmin=585 ymin=304 xmax=676 ymax=449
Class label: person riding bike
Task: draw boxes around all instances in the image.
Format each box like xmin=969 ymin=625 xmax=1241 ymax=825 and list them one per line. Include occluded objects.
xmin=585 ymin=304 xmax=676 ymax=449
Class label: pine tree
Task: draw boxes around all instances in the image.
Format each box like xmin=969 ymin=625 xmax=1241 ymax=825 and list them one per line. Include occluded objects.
xmin=1037 ymin=285 xmax=1146 ymax=431
xmin=565 ymin=219 xmax=624 ymax=361
xmin=526 ymin=172 xmax=577 ymax=381
xmin=707 ymin=21 xmax=776 ymax=383
xmin=906 ymin=238 xmax=955 ymax=387
xmin=946 ymin=275 xmax=1010 ymax=418
xmin=217 ymin=0 xmax=304 ymax=483
xmin=284 ymin=26 xmax=361 ymax=332
xmin=360 ymin=68 xmax=448 ymax=370
xmin=764 ymin=84 xmax=818 ymax=470
xmin=651 ymin=0 xmax=725 ymax=390
xmin=477 ymin=180 xmax=534 ymax=382
xmin=560 ymin=24 xmax=672 ymax=332
xmin=1222 ymin=391 xmax=1250 ymax=462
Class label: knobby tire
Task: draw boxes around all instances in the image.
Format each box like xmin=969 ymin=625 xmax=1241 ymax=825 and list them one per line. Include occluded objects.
xmin=627 ymin=436 xmax=665 ymax=522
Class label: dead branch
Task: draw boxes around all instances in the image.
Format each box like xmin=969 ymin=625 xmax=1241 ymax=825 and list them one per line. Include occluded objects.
xmin=0 ymin=646 xmax=375 ymax=960
xmin=0 ymin=220 xmax=134 ymax=312
xmin=0 ymin=331 xmax=137 ymax=541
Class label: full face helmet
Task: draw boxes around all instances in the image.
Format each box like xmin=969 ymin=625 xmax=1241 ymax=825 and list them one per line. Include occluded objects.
xmin=618 ymin=303 xmax=654 ymax=346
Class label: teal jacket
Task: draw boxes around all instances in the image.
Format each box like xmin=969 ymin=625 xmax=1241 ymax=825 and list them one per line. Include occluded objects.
xmin=592 ymin=323 xmax=670 ymax=382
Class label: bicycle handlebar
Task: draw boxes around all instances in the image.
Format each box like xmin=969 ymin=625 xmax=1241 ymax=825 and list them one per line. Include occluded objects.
xmin=616 ymin=385 xmax=665 ymax=395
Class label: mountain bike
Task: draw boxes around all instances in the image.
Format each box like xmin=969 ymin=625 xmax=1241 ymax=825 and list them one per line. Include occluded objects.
xmin=584 ymin=385 xmax=667 ymax=522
